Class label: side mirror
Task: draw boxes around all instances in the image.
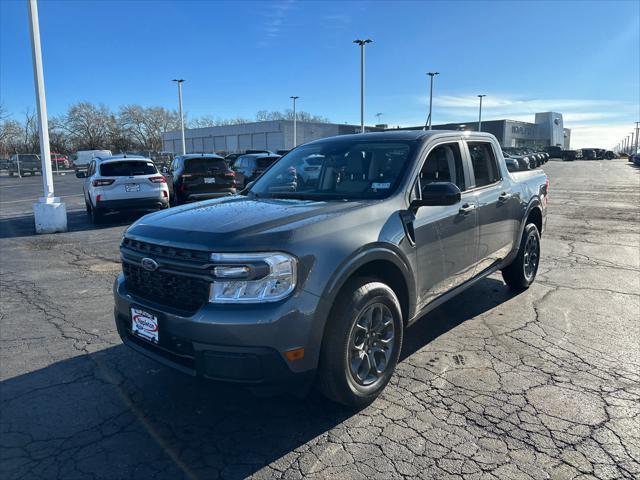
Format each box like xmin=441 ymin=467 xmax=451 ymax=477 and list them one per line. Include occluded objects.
xmin=75 ymin=171 xmax=86 ymax=178
xmin=411 ymin=182 xmax=461 ymax=209
xmin=160 ymin=166 xmax=169 ymax=174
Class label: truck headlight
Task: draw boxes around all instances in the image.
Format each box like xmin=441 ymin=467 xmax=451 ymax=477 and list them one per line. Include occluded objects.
xmin=209 ymin=252 xmax=297 ymax=303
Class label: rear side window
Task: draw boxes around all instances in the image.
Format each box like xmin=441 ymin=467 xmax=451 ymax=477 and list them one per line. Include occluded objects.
xmin=421 ymin=143 xmax=466 ymax=191
xmin=468 ymin=142 xmax=501 ymax=188
xmin=184 ymin=158 xmax=227 ymax=173
xmin=256 ymin=157 xmax=278 ymax=169
xmin=100 ymin=161 xmax=157 ymax=177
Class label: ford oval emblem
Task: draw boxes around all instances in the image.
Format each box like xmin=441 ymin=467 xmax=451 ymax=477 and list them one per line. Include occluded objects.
xmin=141 ymin=258 xmax=159 ymax=272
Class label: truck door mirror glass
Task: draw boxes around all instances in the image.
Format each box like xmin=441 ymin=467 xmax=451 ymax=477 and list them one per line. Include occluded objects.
xmin=411 ymin=182 xmax=461 ymax=209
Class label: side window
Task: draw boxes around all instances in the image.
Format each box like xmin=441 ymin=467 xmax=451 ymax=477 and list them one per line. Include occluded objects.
xmin=420 ymin=143 xmax=466 ymax=191
xmin=88 ymin=161 xmax=95 ymax=176
xmin=468 ymin=142 xmax=501 ymax=188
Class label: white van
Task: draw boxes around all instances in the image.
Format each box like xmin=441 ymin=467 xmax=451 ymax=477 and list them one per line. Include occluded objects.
xmin=73 ymin=150 xmax=112 ymax=171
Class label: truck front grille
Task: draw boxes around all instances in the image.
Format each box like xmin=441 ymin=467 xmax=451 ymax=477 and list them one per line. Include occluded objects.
xmin=123 ymin=262 xmax=210 ymax=314
xmin=122 ymin=238 xmax=210 ymax=262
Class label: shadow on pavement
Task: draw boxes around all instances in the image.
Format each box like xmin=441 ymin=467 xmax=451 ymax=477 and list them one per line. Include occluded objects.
xmin=0 ymin=210 xmax=144 ymax=239
xmin=0 ymin=276 xmax=519 ymax=479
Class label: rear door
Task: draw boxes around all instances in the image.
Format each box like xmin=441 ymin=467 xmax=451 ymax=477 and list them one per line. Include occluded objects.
xmin=182 ymin=157 xmax=235 ymax=194
xmin=413 ymin=140 xmax=479 ymax=307
xmin=98 ymin=160 xmax=161 ymax=200
xmin=464 ymin=140 xmax=519 ymax=274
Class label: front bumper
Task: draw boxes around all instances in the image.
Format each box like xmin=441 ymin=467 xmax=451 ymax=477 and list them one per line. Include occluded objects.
xmin=97 ymin=197 xmax=169 ymax=212
xmin=113 ymin=274 xmax=326 ymax=385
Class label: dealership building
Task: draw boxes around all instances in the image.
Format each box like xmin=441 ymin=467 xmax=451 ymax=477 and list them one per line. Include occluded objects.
xmin=162 ymin=111 xmax=570 ymax=154
xmin=425 ymin=112 xmax=571 ymax=149
xmin=162 ymin=120 xmax=382 ymax=154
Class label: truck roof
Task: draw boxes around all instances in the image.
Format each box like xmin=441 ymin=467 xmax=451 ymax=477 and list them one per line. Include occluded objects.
xmin=305 ymin=129 xmax=497 ymax=145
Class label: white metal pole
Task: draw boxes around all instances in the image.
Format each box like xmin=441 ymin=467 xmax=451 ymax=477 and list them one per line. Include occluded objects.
xmin=354 ymin=39 xmax=371 ymax=134
xmin=635 ymin=122 xmax=639 ymax=154
xmin=290 ymin=96 xmax=299 ymax=148
xmin=427 ymin=72 xmax=439 ymax=130
xmin=173 ymin=79 xmax=186 ymax=155
xmin=360 ymin=44 xmax=365 ymax=133
xmin=478 ymin=95 xmax=486 ymax=131
xmin=27 ymin=0 xmax=54 ymax=199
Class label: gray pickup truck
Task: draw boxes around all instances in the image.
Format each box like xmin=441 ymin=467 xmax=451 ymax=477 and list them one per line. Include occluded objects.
xmin=114 ymin=130 xmax=548 ymax=406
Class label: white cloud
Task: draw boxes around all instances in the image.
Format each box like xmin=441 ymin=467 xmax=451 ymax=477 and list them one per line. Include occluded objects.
xmin=259 ymin=0 xmax=295 ymax=45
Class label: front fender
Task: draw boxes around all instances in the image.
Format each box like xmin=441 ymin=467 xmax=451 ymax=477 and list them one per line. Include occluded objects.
xmin=320 ymin=243 xmax=417 ymax=320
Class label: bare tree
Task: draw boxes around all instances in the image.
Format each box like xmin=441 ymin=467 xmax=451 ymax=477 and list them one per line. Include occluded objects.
xmin=62 ymin=102 xmax=114 ymax=150
xmin=255 ymin=109 xmax=329 ymax=123
xmin=119 ymin=105 xmax=181 ymax=152
xmin=190 ymin=115 xmax=251 ymax=128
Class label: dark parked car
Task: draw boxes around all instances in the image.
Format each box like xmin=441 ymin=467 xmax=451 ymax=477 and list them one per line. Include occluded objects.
xmin=114 ymin=130 xmax=548 ymax=406
xmin=545 ymin=146 xmax=563 ymax=158
xmin=562 ymin=150 xmax=577 ymax=161
xmin=231 ymin=153 xmax=281 ymax=188
xmin=8 ymin=154 xmax=41 ymax=176
xmin=166 ymin=154 xmax=237 ymax=205
xmin=581 ymin=149 xmax=597 ymax=160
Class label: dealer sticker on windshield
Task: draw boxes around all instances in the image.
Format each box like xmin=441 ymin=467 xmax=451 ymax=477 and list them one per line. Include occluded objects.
xmin=371 ymin=182 xmax=391 ymax=189
xmin=131 ymin=307 xmax=159 ymax=343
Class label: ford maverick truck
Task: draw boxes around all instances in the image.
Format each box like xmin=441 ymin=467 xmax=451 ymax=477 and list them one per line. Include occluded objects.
xmin=114 ymin=130 xmax=548 ymax=406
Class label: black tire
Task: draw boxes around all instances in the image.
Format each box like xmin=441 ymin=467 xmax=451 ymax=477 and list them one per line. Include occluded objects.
xmin=90 ymin=205 xmax=102 ymax=224
xmin=502 ymin=223 xmax=541 ymax=290
xmin=317 ymin=278 xmax=403 ymax=408
xmin=85 ymin=201 xmax=91 ymax=215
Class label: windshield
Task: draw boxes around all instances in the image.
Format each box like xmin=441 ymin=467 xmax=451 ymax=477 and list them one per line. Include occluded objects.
xmin=100 ymin=161 xmax=157 ymax=176
xmin=250 ymin=140 xmax=416 ymax=200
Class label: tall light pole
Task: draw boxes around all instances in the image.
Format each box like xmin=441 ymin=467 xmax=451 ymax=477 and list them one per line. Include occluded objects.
xmin=28 ymin=0 xmax=66 ymax=233
xmin=172 ymin=79 xmax=186 ymax=155
xmin=290 ymin=96 xmax=299 ymax=148
xmin=375 ymin=112 xmax=383 ymax=125
xmin=354 ymin=39 xmax=372 ymax=133
xmin=425 ymin=72 xmax=439 ymax=130
xmin=477 ymin=94 xmax=486 ymax=132
xmin=634 ymin=122 xmax=639 ymax=154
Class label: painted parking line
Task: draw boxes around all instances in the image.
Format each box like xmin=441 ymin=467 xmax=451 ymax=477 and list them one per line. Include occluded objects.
xmin=0 ymin=194 xmax=84 ymax=204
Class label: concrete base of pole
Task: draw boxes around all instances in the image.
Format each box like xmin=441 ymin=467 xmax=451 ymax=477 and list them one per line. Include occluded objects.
xmin=33 ymin=197 xmax=67 ymax=234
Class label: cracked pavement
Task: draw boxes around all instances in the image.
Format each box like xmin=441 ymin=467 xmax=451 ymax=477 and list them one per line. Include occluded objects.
xmin=1 ymin=159 xmax=639 ymax=479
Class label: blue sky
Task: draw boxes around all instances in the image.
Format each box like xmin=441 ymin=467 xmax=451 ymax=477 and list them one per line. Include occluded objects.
xmin=1 ymin=0 xmax=638 ymax=148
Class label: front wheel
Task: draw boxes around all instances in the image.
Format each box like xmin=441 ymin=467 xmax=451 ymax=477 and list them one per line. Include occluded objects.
xmin=317 ymin=278 xmax=403 ymax=407
xmin=502 ymin=223 xmax=541 ymax=290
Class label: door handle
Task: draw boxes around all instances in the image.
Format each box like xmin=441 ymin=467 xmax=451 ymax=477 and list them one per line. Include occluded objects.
xmin=458 ymin=203 xmax=477 ymax=215
xmin=498 ymin=192 xmax=511 ymax=202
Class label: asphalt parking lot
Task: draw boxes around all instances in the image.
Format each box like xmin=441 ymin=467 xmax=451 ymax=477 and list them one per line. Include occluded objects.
xmin=1 ymin=159 xmax=639 ymax=480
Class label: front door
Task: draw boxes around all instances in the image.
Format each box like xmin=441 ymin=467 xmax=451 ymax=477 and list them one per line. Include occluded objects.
xmin=413 ymin=141 xmax=479 ymax=308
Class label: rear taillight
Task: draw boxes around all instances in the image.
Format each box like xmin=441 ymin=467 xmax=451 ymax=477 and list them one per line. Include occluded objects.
xmin=92 ymin=179 xmax=114 ymax=187
xmin=149 ymin=176 xmax=166 ymax=183
xmin=96 ymin=194 xmax=102 ymax=202
xmin=162 ymin=190 xmax=168 ymax=198
xmin=224 ymin=171 xmax=235 ymax=178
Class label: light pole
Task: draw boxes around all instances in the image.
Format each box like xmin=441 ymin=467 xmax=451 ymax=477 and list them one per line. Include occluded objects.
xmin=634 ymin=122 xmax=639 ymax=154
xmin=172 ymin=79 xmax=186 ymax=155
xmin=354 ymin=39 xmax=372 ymax=133
xmin=28 ymin=0 xmax=66 ymax=233
xmin=477 ymin=94 xmax=486 ymax=132
xmin=290 ymin=96 xmax=299 ymax=148
xmin=426 ymin=72 xmax=439 ymax=130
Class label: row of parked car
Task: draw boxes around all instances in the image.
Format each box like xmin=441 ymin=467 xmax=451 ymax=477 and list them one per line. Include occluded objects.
xmin=76 ymin=150 xmax=286 ymax=223
xmin=0 ymin=153 xmax=71 ymax=175
xmin=501 ymin=148 xmax=550 ymax=172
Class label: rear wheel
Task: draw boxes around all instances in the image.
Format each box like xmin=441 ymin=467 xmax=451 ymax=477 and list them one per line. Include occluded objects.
xmin=90 ymin=205 xmax=102 ymax=224
xmin=317 ymin=278 xmax=403 ymax=407
xmin=502 ymin=223 xmax=540 ymax=290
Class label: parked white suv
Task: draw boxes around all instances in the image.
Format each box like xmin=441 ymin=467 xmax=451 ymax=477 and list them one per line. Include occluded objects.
xmin=79 ymin=155 xmax=169 ymax=223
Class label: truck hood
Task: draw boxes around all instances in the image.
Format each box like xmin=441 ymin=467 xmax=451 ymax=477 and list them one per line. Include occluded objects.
xmin=125 ymin=195 xmax=378 ymax=250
